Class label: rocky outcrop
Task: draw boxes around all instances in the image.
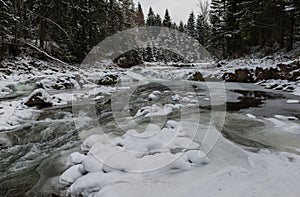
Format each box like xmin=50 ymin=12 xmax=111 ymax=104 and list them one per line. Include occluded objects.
xmin=96 ymin=74 xmax=120 ymax=86
xmin=223 ymin=60 xmax=300 ymax=83
xmin=24 ymin=89 xmax=53 ymax=108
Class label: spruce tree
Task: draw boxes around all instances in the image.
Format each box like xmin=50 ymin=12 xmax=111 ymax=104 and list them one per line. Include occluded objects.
xmin=135 ymin=2 xmax=145 ymax=26
xmin=146 ymin=7 xmax=156 ymax=26
xmin=178 ymin=21 xmax=185 ymax=32
xmin=186 ymin=11 xmax=196 ymax=38
xmin=154 ymin=14 xmax=162 ymax=26
xmin=210 ymin=0 xmax=227 ymax=58
xmin=162 ymin=9 xmax=172 ymax=28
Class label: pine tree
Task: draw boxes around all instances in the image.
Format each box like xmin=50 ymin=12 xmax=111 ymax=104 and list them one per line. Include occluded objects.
xmin=196 ymin=15 xmax=205 ymax=45
xmin=146 ymin=7 xmax=156 ymax=26
xmin=0 ymin=0 xmax=15 ymax=41
xmin=154 ymin=14 xmax=162 ymax=26
xmin=224 ymin=0 xmax=244 ymax=56
xmin=210 ymin=0 xmax=227 ymax=58
xmin=186 ymin=11 xmax=196 ymax=38
xmin=178 ymin=21 xmax=185 ymax=32
xmin=120 ymin=0 xmax=136 ymax=29
xmin=162 ymin=9 xmax=172 ymax=28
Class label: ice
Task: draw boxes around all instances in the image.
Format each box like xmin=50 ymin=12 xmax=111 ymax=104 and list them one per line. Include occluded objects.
xmin=171 ymin=94 xmax=180 ymax=101
xmin=59 ymin=164 xmax=85 ymax=185
xmin=246 ymin=114 xmax=257 ymax=119
xmin=81 ymin=135 xmax=111 ymax=151
xmin=286 ymin=100 xmax=299 ymax=104
xmin=68 ymin=172 xmax=117 ymax=195
xmin=135 ymin=104 xmax=182 ymax=117
xmin=69 ymin=152 xmax=87 ymax=165
xmin=148 ymin=93 xmax=158 ymax=101
xmin=274 ymin=115 xmax=298 ymax=121
xmin=52 ymin=93 xmax=75 ymax=106
xmin=61 ymin=120 xmax=215 ymax=195
xmin=265 ymin=117 xmax=300 ymax=134
xmin=294 ymin=86 xmax=300 ymax=96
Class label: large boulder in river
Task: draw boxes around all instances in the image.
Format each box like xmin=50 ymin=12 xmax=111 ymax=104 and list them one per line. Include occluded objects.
xmin=96 ymin=74 xmax=120 ymax=86
xmin=24 ymin=89 xmax=53 ymax=108
xmin=114 ymin=50 xmax=142 ymax=68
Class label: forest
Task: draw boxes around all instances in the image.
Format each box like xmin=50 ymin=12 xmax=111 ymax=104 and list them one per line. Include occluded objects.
xmin=1 ymin=0 xmax=300 ymax=62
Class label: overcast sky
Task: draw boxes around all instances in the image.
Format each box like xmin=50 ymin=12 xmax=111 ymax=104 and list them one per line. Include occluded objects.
xmin=133 ymin=0 xmax=202 ymax=24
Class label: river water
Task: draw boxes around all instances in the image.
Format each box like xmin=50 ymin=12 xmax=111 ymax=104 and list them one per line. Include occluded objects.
xmin=0 ymin=79 xmax=300 ymax=196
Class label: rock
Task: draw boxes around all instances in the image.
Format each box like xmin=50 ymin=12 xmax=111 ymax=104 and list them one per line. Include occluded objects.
xmin=190 ymin=71 xmax=204 ymax=81
xmin=96 ymin=74 xmax=120 ymax=86
xmin=255 ymin=67 xmax=273 ymax=80
xmin=222 ymin=73 xmax=237 ymax=82
xmin=115 ymin=50 xmax=142 ymax=68
xmin=235 ymin=69 xmax=254 ymax=82
xmin=24 ymin=89 xmax=53 ymax=108
xmin=223 ymin=69 xmax=254 ymax=83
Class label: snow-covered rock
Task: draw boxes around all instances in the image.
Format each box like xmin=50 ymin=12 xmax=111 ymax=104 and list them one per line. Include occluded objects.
xmin=24 ymin=88 xmax=53 ymax=108
xmin=59 ymin=164 xmax=85 ymax=185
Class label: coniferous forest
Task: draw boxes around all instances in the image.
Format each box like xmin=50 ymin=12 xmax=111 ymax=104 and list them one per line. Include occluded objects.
xmin=1 ymin=0 xmax=300 ymax=62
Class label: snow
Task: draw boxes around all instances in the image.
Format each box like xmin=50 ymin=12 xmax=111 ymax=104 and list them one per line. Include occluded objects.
xmin=60 ymin=120 xmax=216 ymax=195
xmin=0 ymin=100 xmax=37 ymax=130
xmin=295 ymin=86 xmax=300 ymax=96
xmin=69 ymin=152 xmax=87 ymax=165
xmin=59 ymin=164 xmax=85 ymax=185
xmin=60 ymin=115 xmax=300 ymax=197
xmin=246 ymin=113 xmax=257 ymax=119
xmin=148 ymin=93 xmax=158 ymax=101
xmin=274 ymin=115 xmax=298 ymax=121
xmin=286 ymin=100 xmax=299 ymax=104
xmin=171 ymin=94 xmax=180 ymax=101
xmin=135 ymin=104 xmax=182 ymax=117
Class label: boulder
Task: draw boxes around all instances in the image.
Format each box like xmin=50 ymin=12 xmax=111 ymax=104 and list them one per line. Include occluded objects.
xmin=223 ymin=69 xmax=254 ymax=83
xmin=255 ymin=67 xmax=273 ymax=80
xmin=235 ymin=69 xmax=254 ymax=82
xmin=190 ymin=71 xmax=205 ymax=81
xmin=96 ymin=74 xmax=120 ymax=86
xmin=24 ymin=89 xmax=53 ymax=108
xmin=222 ymin=73 xmax=237 ymax=82
xmin=115 ymin=50 xmax=142 ymax=68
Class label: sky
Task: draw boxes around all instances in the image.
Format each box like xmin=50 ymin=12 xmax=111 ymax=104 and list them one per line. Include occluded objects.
xmin=133 ymin=0 xmax=201 ymax=24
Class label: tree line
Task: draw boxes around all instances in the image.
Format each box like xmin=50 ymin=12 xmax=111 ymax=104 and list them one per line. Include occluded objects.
xmin=0 ymin=0 xmax=144 ymax=62
xmin=0 ymin=0 xmax=299 ymax=63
